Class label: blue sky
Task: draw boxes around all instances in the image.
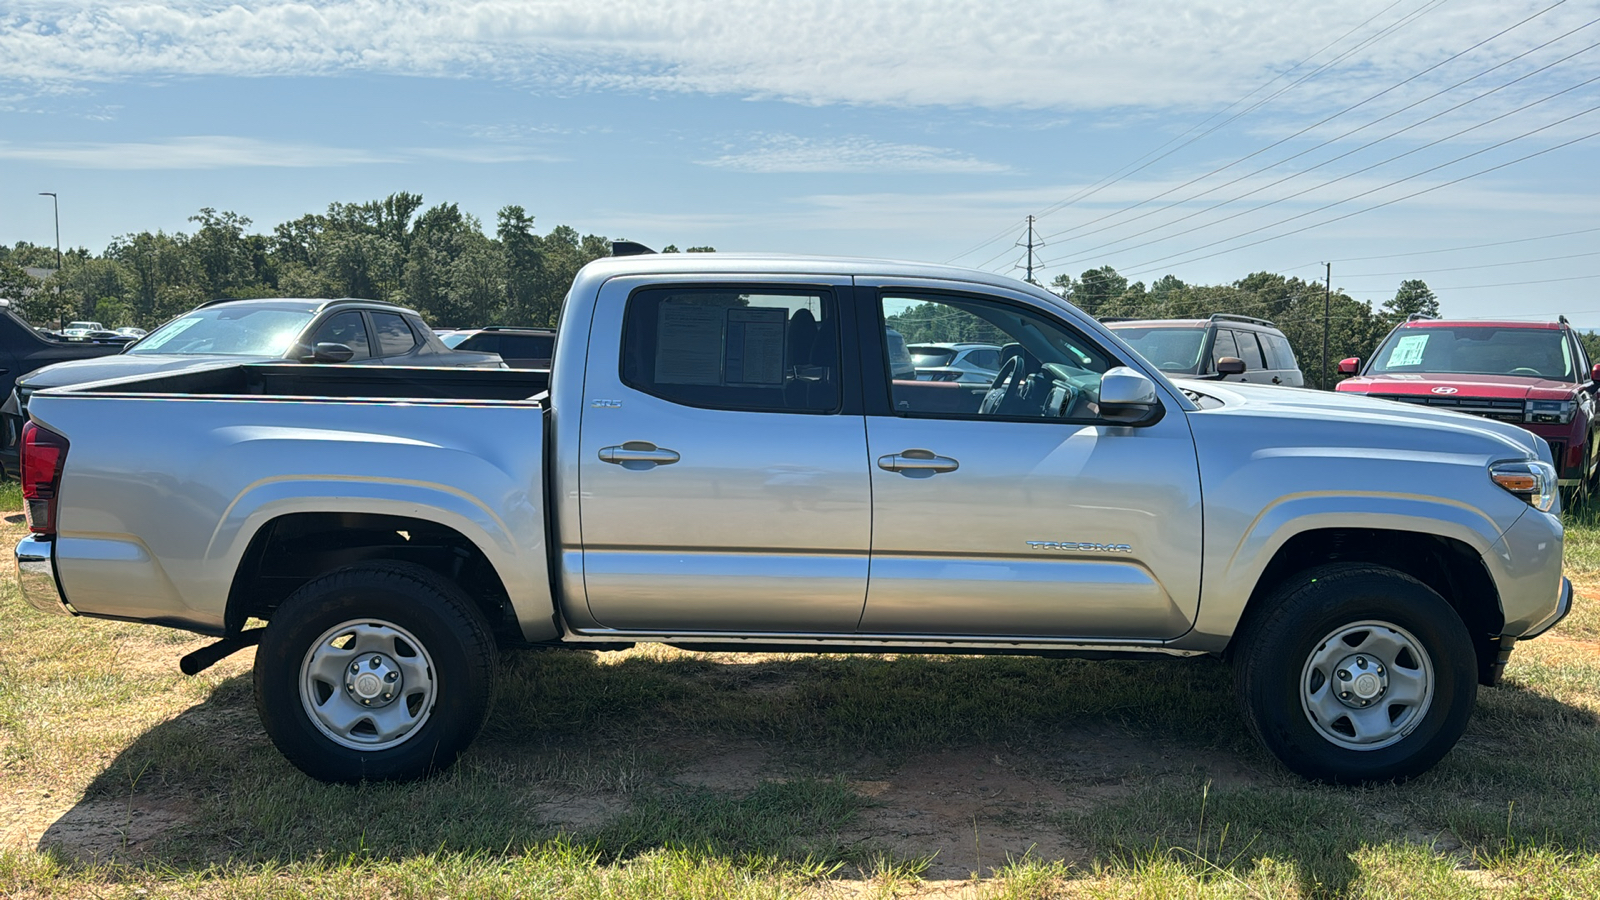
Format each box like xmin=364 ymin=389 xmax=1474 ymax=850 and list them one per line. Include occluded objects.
xmin=2 ymin=0 xmax=1599 ymax=323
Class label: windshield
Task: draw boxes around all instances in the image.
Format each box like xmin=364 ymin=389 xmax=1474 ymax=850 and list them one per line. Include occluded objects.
xmin=130 ymin=307 xmax=316 ymax=357
xmin=1369 ymin=326 xmax=1574 ymax=380
xmin=1110 ymin=326 xmax=1207 ymax=374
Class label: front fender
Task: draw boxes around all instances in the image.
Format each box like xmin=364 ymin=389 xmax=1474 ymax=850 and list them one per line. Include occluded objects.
xmin=1180 ymin=492 xmax=1509 ymax=651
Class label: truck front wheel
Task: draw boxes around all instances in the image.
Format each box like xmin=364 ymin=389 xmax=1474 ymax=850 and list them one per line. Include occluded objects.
xmin=1233 ymin=564 xmax=1476 ymax=784
xmin=253 ymin=562 xmax=497 ymax=783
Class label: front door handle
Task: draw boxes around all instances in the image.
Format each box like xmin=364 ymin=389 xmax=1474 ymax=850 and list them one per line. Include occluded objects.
xmin=1271 ymin=376 xmax=1282 ymax=384
xmin=599 ymin=441 xmax=681 ymax=469
xmin=877 ymin=448 xmax=959 ymax=475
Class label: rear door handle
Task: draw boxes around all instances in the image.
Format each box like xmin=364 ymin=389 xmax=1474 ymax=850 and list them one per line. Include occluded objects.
xmin=877 ymin=448 xmax=959 ymax=474
xmin=599 ymin=441 xmax=680 ymax=469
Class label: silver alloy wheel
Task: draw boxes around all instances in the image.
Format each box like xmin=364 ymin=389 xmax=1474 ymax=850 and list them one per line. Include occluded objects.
xmin=1300 ymin=620 xmax=1434 ymax=751
xmin=299 ymin=619 xmax=437 ymax=751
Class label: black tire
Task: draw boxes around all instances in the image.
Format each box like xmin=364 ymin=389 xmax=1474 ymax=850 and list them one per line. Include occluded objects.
xmin=254 ymin=562 xmax=497 ymax=783
xmin=1232 ymin=563 xmax=1476 ymax=784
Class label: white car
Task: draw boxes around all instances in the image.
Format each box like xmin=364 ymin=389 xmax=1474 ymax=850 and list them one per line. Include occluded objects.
xmin=60 ymin=321 xmax=105 ymax=339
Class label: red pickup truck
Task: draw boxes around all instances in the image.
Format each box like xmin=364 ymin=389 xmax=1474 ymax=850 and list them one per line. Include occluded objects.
xmin=1336 ymin=316 xmax=1600 ymax=504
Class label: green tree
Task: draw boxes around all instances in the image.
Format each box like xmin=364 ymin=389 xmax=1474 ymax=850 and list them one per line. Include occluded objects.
xmin=1382 ymin=279 xmax=1439 ymax=323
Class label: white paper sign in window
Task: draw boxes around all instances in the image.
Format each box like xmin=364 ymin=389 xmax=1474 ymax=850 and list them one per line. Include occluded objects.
xmin=655 ymin=303 xmax=725 ymax=385
xmin=1388 ymin=334 xmax=1429 ymax=367
xmin=725 ymin=308 xmax=786 ymax=386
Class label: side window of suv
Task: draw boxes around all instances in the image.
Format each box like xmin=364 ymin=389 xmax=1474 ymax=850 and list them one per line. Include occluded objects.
xmin=1235 ymin=331 xmax=1267 ymax=370
xmin=622 ymin=287 xmax=840 ymax=413
xmin=1210 ymin=329 xmax=1239 ymax=369
xmin=308 ymin=311 xmax=372 ymax=360
xmin=1261 ymin=333 xmax=1297 ymax=371
xmin=372 ymin=313 xmax=418 ymax=357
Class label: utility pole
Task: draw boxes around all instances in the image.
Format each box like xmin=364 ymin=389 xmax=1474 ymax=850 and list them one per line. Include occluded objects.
xmin=1321 ymin=262 xmax=1332 ymax=391
xmin=1023 ymin=215 xmax=1039 ymax=284
xmin=38 ymin=192 xmax=62 ymax=328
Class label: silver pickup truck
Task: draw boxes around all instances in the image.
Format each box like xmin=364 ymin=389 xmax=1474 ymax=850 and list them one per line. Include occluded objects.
xmin=14 ymin=254 xmax=1571 ymax=786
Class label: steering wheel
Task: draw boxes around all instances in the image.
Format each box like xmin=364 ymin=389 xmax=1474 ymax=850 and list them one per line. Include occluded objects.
xmin=979 ymin=354 xmax=1025 ymax=416
xmin=1510 ymin=367 xmax=1541 ymax=376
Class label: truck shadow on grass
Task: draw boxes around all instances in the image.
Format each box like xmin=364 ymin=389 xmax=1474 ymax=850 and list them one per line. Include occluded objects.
xmin=40 ymin=646 xmax=1600 ymax=894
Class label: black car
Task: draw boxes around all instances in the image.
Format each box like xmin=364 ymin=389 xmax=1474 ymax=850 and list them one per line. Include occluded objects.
xmin=439 ymin=326 xmax=555 ymax=369
xmin=1104 ymin=313 xmax=1305 ymax=386
xmin=0 ymin=301 xmax=137 ymax=475
xmin=3 ymin=297 xmax=504 ymax=472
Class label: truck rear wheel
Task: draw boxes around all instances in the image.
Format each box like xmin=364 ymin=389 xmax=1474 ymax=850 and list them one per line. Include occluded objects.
xmin=253 ymin=562 xmax=497 ymax=783
xmin=1233 ymin=564 xmax=1476 ymax=784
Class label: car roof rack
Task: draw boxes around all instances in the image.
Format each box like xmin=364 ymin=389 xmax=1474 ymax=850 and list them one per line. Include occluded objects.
xmin=612 ymin=240 xmax=656 ymax=257
xmin=1559 ymin=314 xmax=1570 ymax=325
xmin=1096 ymin=316 xmax=1142 ymax=323
xmin=1406 ymin=313 xmax=1438 ymax=322
xmin=480 ymin=325 xmax=555 ymax=332
xmin=1209 ymin=313 xmax=1276 ymax=327
xmin=196 ymin=296 xmax=398 ymax=309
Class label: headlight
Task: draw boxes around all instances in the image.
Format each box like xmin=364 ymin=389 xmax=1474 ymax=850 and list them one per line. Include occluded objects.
xmin=1490 ymin=460 xmax=1558 ymax=512
xmin=1526 ymin=400 xmax=1575 ymax=425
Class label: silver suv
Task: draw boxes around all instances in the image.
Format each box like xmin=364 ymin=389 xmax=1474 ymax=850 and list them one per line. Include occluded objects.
xmin=1106 ymin=313 xmax=1304 ymax=386
xmin=906 ymin=342 xmax=1003 ymax=383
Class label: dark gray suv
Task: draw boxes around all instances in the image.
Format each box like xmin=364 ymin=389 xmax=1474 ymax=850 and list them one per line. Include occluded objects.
xmin=1105 ymin=313 xmax=1304 ymax=386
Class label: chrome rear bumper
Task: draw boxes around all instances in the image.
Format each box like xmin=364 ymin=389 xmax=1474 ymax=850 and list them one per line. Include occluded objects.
xmin=15 ymin=534 xmax=72 ymax=617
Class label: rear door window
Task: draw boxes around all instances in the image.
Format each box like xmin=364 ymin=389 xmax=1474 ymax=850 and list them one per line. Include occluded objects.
xmin=372 ymin=313 xmax=419 ymax=357
xmin=1235 ymin=331 xmax=1267 ymax=370
xmin=622 ymin=287 xmax=840 ymax=413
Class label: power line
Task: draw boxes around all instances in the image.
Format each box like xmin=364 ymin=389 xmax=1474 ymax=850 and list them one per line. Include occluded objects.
xmin=1337 ymin=248 xmax=1600 ymax=278
xmin=945 ymin=0 xmax=1425 ymax=266
xmin=1033 ymin=0 xmax=1572 ymax=252
xmin=1039 ymin=16 xmax=1600 ymax=269
xmin=1295 ymin=224 xmax=1600 ymax=266
xmin=1121 ymin=105 xmax=1600 ymax=276
xmin=1342 ymin=272 xmax=1600 ymax=293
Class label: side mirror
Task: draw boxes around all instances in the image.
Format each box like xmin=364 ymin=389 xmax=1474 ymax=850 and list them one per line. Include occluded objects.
xmin=1590 ymin=362 xmax=1600 ymax=385
xmin=1338 ymin=357 xmax=1361 ymax=376
xmin=1216 ymin=356 xmax=1246 ymax=376
xmin=1100 ymin=367 xmax=1162 ymax=425
xmin=311 ymin=342 xmax=355 ymax=364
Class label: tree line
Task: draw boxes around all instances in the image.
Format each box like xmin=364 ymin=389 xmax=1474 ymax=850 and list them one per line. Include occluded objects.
xmin=0 ymin=192 xmax=715 ymax=333
xmin=0 ymin=191 xmax=1464 ymax=387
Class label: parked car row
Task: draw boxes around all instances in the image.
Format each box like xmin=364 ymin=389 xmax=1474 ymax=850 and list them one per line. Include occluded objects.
xmin=0 ymin=296 xmax=535 ymax=476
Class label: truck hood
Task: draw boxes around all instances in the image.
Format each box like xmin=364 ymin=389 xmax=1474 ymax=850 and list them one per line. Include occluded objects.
xmin=1336 ymin=372 xmax=1578 ymax=401
xmin=16 ymin=353 xmax=281 ymax=391
xmin=1185 ymin=380 xmax=1547 ymax=462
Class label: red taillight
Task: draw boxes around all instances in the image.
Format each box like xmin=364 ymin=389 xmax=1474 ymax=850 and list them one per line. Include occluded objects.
xmin=20 ymin=422 xmax=69 ymax=535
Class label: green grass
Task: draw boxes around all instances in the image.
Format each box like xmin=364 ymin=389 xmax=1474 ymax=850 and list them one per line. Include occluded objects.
xmin=3 ymin=505 xmax=1600 ymax=898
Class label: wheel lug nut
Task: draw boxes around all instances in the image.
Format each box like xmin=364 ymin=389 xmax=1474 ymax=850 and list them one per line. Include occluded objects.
xmin=370 ymin=656 xmax=382 ymax=668
xmin=1338 ymin=670 xmax=1351 ymax=681
xmin=1340 ymin=691 xmax=1351 ymax=699
xmin=385 ymin=672 xmax=399 ymax=682
xmin=361 ymin=699 xmax=370 ymax=705
xmin=1356 ymin=657 xmax=1367 ymax=668
xmin=351 ymin=663 xmax=360 ymax=673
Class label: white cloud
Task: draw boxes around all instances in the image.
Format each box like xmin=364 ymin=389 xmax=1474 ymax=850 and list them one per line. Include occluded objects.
xmin=0 ymin=135 xmax=550 ymax=168
xmin=701 ymin=134 xmax=1007 ymax=174
xmin=2 ymin=1 xmax=1596 ymax=111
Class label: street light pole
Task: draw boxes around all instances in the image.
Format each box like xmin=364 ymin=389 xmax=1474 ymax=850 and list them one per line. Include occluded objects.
xmin=37 ymin=192 xmax=60 ymax=270
xmin=38 ymin=192 xmax=62 ymax=327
